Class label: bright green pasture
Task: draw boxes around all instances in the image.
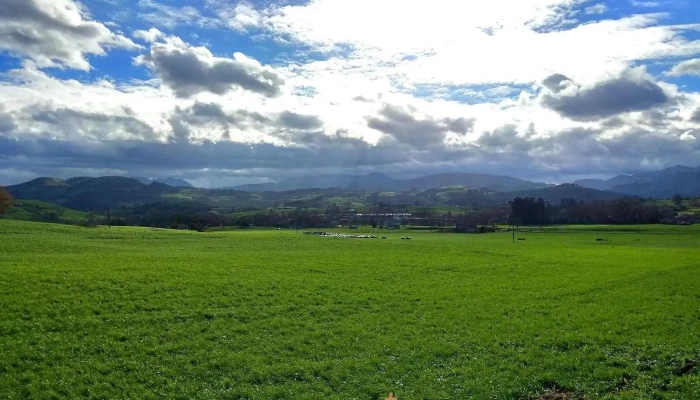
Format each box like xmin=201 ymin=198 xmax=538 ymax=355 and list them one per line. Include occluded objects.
xmin=1 ymin=221 xmax=699 ymax=399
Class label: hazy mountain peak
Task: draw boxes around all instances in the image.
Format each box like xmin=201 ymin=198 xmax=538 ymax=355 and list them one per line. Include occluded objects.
xmin=573 ymin=164 xmax=700 ymax=198
xmin=155 ymin=177 xmax=194 ymax=188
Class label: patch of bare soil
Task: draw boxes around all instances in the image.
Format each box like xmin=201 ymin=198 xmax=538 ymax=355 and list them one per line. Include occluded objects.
xmin=675 ymin=359 xmax=698 ymax=376
xmin=535 ymin=389 xmax=582 ymax=400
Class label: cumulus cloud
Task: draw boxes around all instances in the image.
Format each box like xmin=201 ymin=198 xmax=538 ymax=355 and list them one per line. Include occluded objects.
xmin=366 ymin=105 xmax=476 ymax=148
xmin=540 ymin=72 xmax=670 ymax=121
xmin=133 ymin=28 xmax=164 ymax=43
xmin=445 ymin=117 xmax=476 ymax=134
xmin=541 ymin=73 xmax=572 ymax=93
xmin=667 ymin=58 xmax=700 ymax=77
xmin=277 ymin=111 xmax=323 ymax=131
xmin=0 ymin=0 xmax=140 ymax=70
xmin=2 ymin=1 xmax=700 ymax=187
xmin=219 ymin=1 xmax=700 ymax=89
xmin=31 ymin=107 xmax=157 ymax=140
xmin=471 ymin=124 xmax=700 ymax=174
xmin=0 ymin=136 xmax=409 ymax=179
xmin=135 ymin=36 xmax=284 ymax=98
xmin=166 ymin=102 xmax=324 ymax=142
xmin=168 ymin=102 xmax=268 ymax=142
xmin=690 ymin=109 xmax=700 ymax=123
xmin=3 ymin=119 xmax=699 ymax=187
xmin=368 ymin=105 xmax=448 ymax=148
xmin=211 ymin=2 xmax=263 ymax=33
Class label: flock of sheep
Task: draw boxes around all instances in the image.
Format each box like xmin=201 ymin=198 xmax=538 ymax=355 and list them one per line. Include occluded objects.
xmin=302 ymin=231 xmax=412 ymax=240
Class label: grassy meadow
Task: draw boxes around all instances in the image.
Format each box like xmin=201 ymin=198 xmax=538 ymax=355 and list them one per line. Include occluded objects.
xmin=1 ymin=220 xmax=699 ymax=399
xmin=3 ymin=200 xmax=93 ymax=223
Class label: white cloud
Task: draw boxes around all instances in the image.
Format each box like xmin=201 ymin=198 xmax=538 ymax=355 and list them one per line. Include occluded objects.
xmin=630 ymin=1 xmax=663 ymax=7
xmin=0 ymin=0 xmax=140 ymax=70
xmin=213 ymin=2 xmax=263 ymax=33
xmin=137 ymin=0 xmax=219 ymax=29
xmin=227 ymin=1 xmax=700 ymax=90
xmin=2 ymin=3 xmax=700 ymax=185
xmin=133 ymin=28 xmax=164 ymax=43
xmin=584 ymin=3 xmax=608 ymax=14
xmin=135 ymin=36 xmax=285 ymax=98
xmin=667 ymin=58 xmax=700 ymax=76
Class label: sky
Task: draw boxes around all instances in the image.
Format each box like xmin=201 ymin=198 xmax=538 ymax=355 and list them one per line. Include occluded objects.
xmin=0 ymin=0 xmax=700 ymax=187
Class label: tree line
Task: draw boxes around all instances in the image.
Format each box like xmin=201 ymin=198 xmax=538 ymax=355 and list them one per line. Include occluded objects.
xmin=508 ymin=197 xmax=679 ymax=226
xmin=2 ymin=184 xmax=695 ymax=230
xmin=0 ymin=186 xmax=13 ymax=215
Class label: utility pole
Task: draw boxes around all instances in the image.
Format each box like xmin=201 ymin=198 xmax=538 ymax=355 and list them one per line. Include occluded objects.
xmin=107 ymin=209 xmax=111 ymax=229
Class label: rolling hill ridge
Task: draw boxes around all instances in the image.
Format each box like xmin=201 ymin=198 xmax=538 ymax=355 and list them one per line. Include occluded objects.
xmin=573 ymin=165 xmax=700 ymax=198
xmin=5 ymin=174 xmax=624 ymax=213
xmin=231 ymin=172 xmax=551 ymax=192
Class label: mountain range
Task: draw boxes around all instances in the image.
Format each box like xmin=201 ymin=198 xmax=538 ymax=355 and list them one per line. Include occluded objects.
xmin=231 ymin=172 xmax=551 ymax=192
xmin=573 ymin=165 xmax=700 ymax=198
xmin=5 ymin=175 xmax=621 ymax=213
xmin=232 ymin=165 xmax=700 ymax=198
xmin=132 ymin=177 xmax=194 ymax=187
xmin=3 ymin=165 xmax=698 ymax=214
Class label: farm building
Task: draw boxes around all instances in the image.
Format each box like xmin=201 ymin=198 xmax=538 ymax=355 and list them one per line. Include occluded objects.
xmin=383 ymin=218 xmax=402 ymax=229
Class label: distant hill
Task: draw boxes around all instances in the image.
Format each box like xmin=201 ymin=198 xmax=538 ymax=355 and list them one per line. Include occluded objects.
xmin=231 ymin=172 xmax=398 ymax=192
xmin=400 ymin=173 xmax=550 ymax=192
xmin=4 ymin=175 xmax=629 ymax=214
xmin=573 ymin=165 xmax=700 ymax=198
xmin=6 ymin=176 xmax=179 ymax=211
xmin=132 ymin=177 xmax=194 ymax=187
xmin=1 ymin=199 xmax=93 ymax=223
xmin=495 ymin=184 xmax=625 ymax=204
xmin=232 ymin=172 xmax=550 ymax=192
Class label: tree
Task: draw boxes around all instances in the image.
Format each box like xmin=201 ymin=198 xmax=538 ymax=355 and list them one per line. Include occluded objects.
xmin=0 ymin=186 xmax=13 ymax=215
xmin=236 ymin=216 xmax=251 ymax=228
xmin=672 ymin=193 xmax=684 ymax=208
xmin=509 ymin=197 xmax=549 ymax=225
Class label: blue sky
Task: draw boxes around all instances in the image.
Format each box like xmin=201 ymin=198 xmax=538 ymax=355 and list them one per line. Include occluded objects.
xmin=0 ymin=0 xmax=699 ymax=187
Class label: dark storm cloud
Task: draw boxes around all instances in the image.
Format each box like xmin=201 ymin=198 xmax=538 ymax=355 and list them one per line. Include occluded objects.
xmin=187 ymin=102 xmax=230 ymax=120
xmin=1 ymin=120 xmax=698 ymax=186
xmin=0 ymin=0 xmax=138 ymax=70
xmin=31 ymin=108 xmax=156 ymax=139
xmin=277 ymin=111 xmax=323 ymax=130
xmin=0 ymin=108 xmax=17 ymax=133
xmin=472 ymin=124 xmax=699 ymax=174
xmin=167 ymin=102 xmax=323 ymax=142
xmin=138 ymin=40 xmax=284 ymax=98
xmin=2 ymin=97 xmax=698 ymax=186
xmin=541 ymin=73 xmax=571 ymax=93
xmin=445 ymin=117 xmax=475 ymax=134
xmin=367 ymin=104 xmax=472 ymax=148
xmin=179 ymin=102 xmax=270 ymax=127
xmin=168 ymin=102 xmax=251 ymax=142
xmin=0 ymin=135 xmax=409 ymax=175
xmin=541 ymin=74 xmax=669 ymax=121
xmin=477 ymin=124 xmax=533 ymax=152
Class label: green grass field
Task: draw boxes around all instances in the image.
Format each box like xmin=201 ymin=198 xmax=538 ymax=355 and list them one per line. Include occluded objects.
xmin=2 ymin=200 xmax=92 ymax=223
xmin=1 ymin=220 xmax=699 ymax=399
